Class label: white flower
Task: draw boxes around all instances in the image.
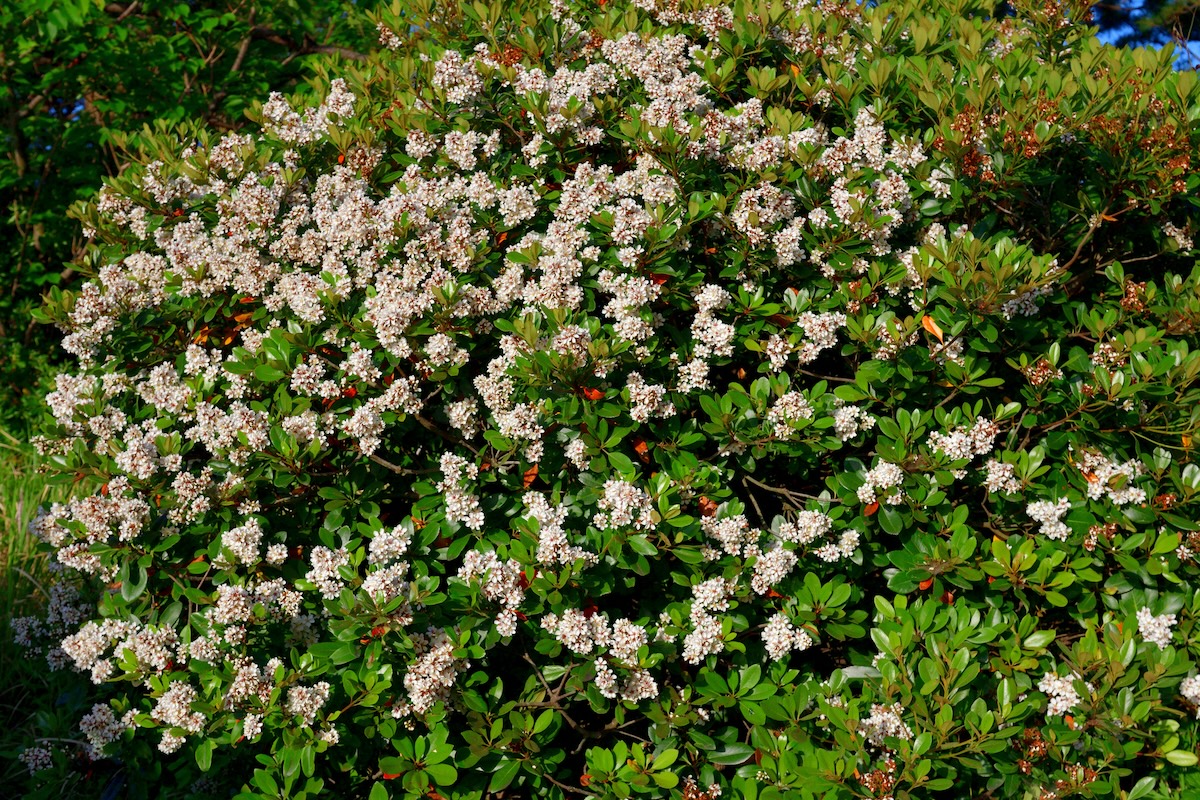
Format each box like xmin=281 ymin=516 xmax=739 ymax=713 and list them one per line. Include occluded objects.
xmin=1136 ymin=607 xmax=1177 ymax=649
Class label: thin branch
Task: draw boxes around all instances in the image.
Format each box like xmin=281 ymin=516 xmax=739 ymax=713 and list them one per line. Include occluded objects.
xmin=249 ymin=26 xmax=366 ymax=61
xmin=368 ymin=453 xmax=436 ymax=476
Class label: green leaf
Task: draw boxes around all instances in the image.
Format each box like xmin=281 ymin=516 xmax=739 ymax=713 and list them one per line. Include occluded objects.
xmin=488 ymin=760 xmax=521 ymax=792
xmin=1127 ymin=776 xmax=1156 ymax=800
xmin=710 ymin=743 xmax=756 ymax=765
xmin=425 ymin=763 xmax=458 ymax=786
xmin=1022 ymin=631 xmax=1055 ymax=650
xmin=254 ymin=364 xmax=286 ymax=382
xmin=1166 ymin=750 xmax=1198 ymax=767
xmin=627 ymin=534 xmax=658 ymax=556
xmin=195 ymin=737 xmax=214 ymax=772
xmin=120 ymin=562 xmax=148 ymax=602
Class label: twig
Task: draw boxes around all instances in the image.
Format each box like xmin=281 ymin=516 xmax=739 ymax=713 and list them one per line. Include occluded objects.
xmin=249 ymin=26 xmax=366 ymax=61
xmin=368 ymin=453 xmax=435 ymax=475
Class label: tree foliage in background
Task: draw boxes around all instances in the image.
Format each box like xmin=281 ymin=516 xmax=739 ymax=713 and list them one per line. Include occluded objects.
xmin=0 ymin=0 xmax=382 ymax=433
xmin=9 ymin=0 xmax=1200 ymax=799
xmin=1092 ymin=0 xmax=1199 ymax=54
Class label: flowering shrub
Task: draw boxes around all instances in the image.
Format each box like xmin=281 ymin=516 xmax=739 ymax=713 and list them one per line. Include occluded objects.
xmin=15 ymin=0 xmax=1200 ymax=798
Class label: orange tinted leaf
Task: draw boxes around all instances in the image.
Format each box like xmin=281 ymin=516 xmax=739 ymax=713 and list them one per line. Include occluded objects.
xmin=918 ymin=577 xmax=935 ymax=590
xmin=582 ymin=387 xmax=605 ymax=401
xmin=698 ymin=496 xmax=718 ymax=517
xmin=649 ymin=273 xmax=670 ymax=285
xmin=864 ymin=502 xmax=879 ymax=516
xmin=522 ymin=464 xmax=539 ymax=488
xmin=922 ymin=315 xmax=944 ymax=342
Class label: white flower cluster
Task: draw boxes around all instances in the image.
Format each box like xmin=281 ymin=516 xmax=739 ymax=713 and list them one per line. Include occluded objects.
xmin=702 ymin=513 xmax=761 ymax=557
xmin=928 ymin=417 xmax=998 ymax=461
xmin=778 ymin=510 xmax=834 ymax=546
xmin=221 ymin=517 xmax=264 ymax=564
xmin=1000 ymin=284 xmax=1053 ymax=319
xmin=859 ymin=703 xmax=914 ymax=747
xmin=690 ymin=284 xmax=737 ymax=360
xmin=28 ymin=479 xmax=150 ymax=578
xmin=369 ymin=524 xmax=412 ymax=566
xmin=794 ymin=312 xmax=847 ymax=364
xmin=432 ymin=50 xmax=484 ymax=104
xmin=151 ymin=682 xmax=207 ymax=753
xmin=286 ymin=681 xmax=331 ymax=727
xmin=832 ymin=402 xmax=876 ymax=441
xmin=1136 ymin=607 xmax=1177 ymax=650
xmin=1164 ymin=222 xmax=1193 ymax=251
xmin=1027 ymin=498 xmax=1071 ymax=541
xmin=683 ymin=577 xmax=736 ymax=664
xmin=762 ymin=613 xmax=814 ymax=661
xmin=984 ymin=459 xmax=1022 ymax=494
xmin=1180 ymin=674 xmax=1200 ymax=715
xmin=541 ymin=608 xmax=613 ymax=655
xmin=626 ymin=372 xmax=675 ymax=422
xmin=524 ymin=492 xmax=596 ymax=567
xmin=437 ymin=452 xmax=485 ymax=530
xmin=1038 ymin=671 xmax=1091 ymax=716
xmin=79 ymin=703 xmax=130 ymax=755
xmin=395 ymin=628 xmax=465 ymax=718
xmin=18 ymin=745 xmax=53 ymax=774
xmin=61 ymin=620 xmax=176 ymax=684
xmin=766 ymin=391 xmax=813 ymax=438
xmin=750 ymin=545 xmax=799 ymax=594
xmin=593 ymin=658 xmax=659 ymax=703
xmin=857 ymin=461 xmax=905 ymax=505
xmin=593 ymin=479 xmax=655 ymax=530
xmin=305 ymin=546 xmax=350 ymax=599
xmin=458 ymin=550 xmax=526 ymax=636
xmin=261 ymin=78 xmax=356 ymax=145
xmin=1076 ymin=450 xmax=1146 ymax=506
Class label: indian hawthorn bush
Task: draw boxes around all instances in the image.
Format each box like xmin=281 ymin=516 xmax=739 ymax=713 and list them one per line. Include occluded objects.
xmin=13 ymin=0 xmax=1200 ymax=797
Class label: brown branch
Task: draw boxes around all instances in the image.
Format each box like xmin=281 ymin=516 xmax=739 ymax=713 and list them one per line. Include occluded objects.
xmin=249 ymin=26 xmax=366 ymax=61
xmin=367 ymin=453 xmax=435 ymax=476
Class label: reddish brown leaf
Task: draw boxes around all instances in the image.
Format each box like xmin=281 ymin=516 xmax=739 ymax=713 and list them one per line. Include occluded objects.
xmin=918 ymin=577 xmax=935 ymax=591
xmin=522 ymin=464 xmax=539 ymax=488
xmin=921 ymin=315 xmax=944 ymax=343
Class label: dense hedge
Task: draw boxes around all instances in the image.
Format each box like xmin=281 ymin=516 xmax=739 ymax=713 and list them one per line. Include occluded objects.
xmin=14 ymin=0 xmax=1200 ymax=798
